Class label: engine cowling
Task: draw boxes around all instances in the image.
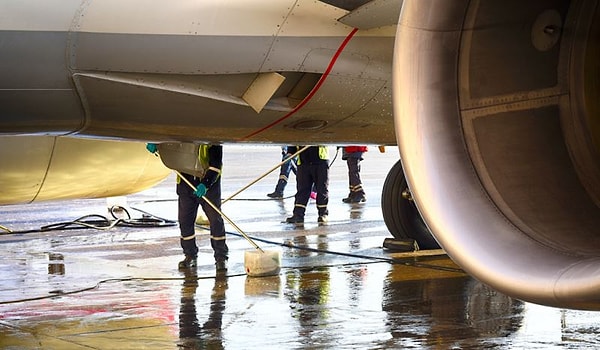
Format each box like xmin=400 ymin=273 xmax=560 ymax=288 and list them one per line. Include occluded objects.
xmin=0 ymin=136 xmax=170 ymax=204
xmin=394 ymin=0 xmax=600 ymax=310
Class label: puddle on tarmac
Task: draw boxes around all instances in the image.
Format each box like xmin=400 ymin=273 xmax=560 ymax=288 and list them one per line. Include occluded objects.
xmin=2 ymin=250 xmax=600 ymax=349
xmin=1 ymin=147 xmax=599 ymax=349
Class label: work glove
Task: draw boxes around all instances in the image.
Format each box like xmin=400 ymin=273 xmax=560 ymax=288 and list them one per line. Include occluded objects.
xmin=146 ymin=143 xmax=158 ymax=154
xmin=194 ymin=183 xmax=207 ymax=198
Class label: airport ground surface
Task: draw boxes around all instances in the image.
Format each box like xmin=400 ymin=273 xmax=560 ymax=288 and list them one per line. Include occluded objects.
xmin=1 ymin=145 xmax=599 ymax=349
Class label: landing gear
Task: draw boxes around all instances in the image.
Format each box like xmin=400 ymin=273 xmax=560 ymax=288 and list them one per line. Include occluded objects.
xmin=381 ymin=160 xmax=440 ymax=250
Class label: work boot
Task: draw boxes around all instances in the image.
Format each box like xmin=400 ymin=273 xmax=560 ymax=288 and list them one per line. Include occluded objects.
xmin=353 ymin=195 xmax=367 ymax=203
xmin=268 ymin=179 xmax=287 ymax=199
xmin=285 ymin=215 xmax=304 ymax=224
xmin=215 ymin=259 xmax=228 ymax=272
xmin=178 ymin=255 xmax=197 ymax=270
xmin=267 ymin=191 xmax=284 ymax=199
xmin=342 ymin=192 xmax=352 ymax=202
xmin=342 ymin=194 xmax=366 ymax=203
xmin=318 ymin=215 xmax=328 ymax=224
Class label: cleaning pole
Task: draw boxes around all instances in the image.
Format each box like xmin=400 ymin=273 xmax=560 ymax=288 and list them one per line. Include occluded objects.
xmin=152 ymin=149 xmax=283 ymax=276
xmin=221 ymin=145 xmax=309 ymax=204
xmin=174 ymin=169 xmax=264 ymax=253
xmin=175 ymin=169 xmax=282 ymax=277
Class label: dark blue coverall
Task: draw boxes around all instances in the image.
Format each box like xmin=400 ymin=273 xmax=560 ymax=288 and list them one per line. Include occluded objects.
xmin=177 ymin=145 xmax=228 ymax=262
xmin=287 ymin=146 xmax=329 ymax=220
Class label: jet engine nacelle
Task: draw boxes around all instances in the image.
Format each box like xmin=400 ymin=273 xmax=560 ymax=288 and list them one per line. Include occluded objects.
xmin=0 ymin=136 xmax=170 ymax=205
xmin=393 ymin=0 xmax=600 ymax=310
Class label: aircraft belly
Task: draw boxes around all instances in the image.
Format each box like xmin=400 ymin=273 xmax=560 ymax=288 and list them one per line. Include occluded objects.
xmin=70 ymin=33 xmax=275 ymax=74
xmin=1 ymin=0 xmax=395 ymax=142
xmin=0 ymin=90 xmax=84 ymax=135
xmin=74 ymin=0 xmax=299 ymax=36
xmin=69 ymin=33 xmax=385 ymax=76
xmin=71 ymin=71 xmax=394 ymax=144
xmin=0 ymin=31 xmax=71 ymax=89
xmin=0 ymin=0 xmax=82 ymax=32
xmin=73 ymin=73 xmax=269 ymax=142
xmin=0 ymin=30 xmax=84 ymax=135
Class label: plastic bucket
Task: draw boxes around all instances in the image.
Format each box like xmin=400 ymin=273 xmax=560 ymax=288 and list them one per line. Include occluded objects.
xmin=244 ymin=250 xmax=281 ymax=277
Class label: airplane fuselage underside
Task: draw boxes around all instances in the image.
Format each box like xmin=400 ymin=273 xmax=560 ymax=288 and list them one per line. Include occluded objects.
xmin=0 ymin=0 xmax=396 ymax=145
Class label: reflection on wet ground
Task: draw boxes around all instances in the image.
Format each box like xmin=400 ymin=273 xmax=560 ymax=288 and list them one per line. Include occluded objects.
xmin=1 ymin=146 xmax=599 ymax=349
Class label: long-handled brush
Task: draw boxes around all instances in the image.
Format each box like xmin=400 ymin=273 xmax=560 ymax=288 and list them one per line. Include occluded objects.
xmin=221 ymin=145 xmax=309 ymax=204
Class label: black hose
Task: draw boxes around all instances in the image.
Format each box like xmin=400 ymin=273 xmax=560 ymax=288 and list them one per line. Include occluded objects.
xmin=0 ymin=206 xmax=176 ymax=235
xmin=0 ymin=208 xmax=461 ymax=304
xmin=221 ymin=229 xmax=462 ymax=273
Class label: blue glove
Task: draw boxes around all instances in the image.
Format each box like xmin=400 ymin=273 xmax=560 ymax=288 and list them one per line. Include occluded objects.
xmin=146 ymin=143 xmax=158 ymax=153
xmin=194 ymin=183 xmax=207 ymax=198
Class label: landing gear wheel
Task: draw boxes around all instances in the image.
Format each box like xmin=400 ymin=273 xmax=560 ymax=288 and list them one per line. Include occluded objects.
xmin=381 ymin=160 xmax=440 ymax=250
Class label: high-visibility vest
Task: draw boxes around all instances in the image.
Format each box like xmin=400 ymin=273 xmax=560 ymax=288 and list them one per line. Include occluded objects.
xmin=198 ymin=144 xmax=210 ymax=172
xmin=296 ymin=146 xmax=329 ymax=165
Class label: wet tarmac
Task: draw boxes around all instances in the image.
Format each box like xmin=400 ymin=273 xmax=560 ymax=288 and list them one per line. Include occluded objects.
xmin=1 ymin=145 xmax=599 ymax=349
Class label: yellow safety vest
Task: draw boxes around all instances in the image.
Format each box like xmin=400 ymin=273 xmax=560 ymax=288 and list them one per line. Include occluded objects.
xmin=296 ymin=146 xmax=329 ymax=165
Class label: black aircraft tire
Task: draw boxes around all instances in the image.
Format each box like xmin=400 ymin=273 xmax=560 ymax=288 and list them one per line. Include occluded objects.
xmin=381 ymin=160 xmax=440 ymax=250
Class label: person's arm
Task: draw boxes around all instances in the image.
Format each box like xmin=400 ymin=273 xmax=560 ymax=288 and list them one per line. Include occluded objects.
xmin=201 ymin=145 xmax=223 ymax=188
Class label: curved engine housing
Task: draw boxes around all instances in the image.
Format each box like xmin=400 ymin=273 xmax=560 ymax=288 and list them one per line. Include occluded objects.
xmin=0 ymin=136 xmax=170 ymax=204
xmin=394 ymin=0 xmax=600 ymax=309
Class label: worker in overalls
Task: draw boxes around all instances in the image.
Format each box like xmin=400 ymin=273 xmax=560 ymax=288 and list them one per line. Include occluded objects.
xmin=146 ymin=143 xmax=228 ymax=271
xmin=267 ymin=146 xmax=297 ymax=199
xmin=342 ymin=146 xmax=368 ymax=203
xmin=285 ymin=146 xmax=329 ymax=225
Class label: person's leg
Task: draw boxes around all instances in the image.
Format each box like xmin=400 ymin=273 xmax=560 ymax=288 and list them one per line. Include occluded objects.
xmin=343 ymin=155 xmax=366 ymax=203
xmin=353 ymin=156 xmax=366 ymax=200
xmin=287 ymin=164 xmax=311 ymax=223
xmin=201 ymin=177 xmax=228 ymax=266
xmin=344 ymin=159 xmax=354 ymax=199
xmin=177 ymin=175 xmax=201 ymax=268
xmin=314 ymin=163 xmax=329 ymax=220
xmin=268 ymin=150 xmax=293 ymax=198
